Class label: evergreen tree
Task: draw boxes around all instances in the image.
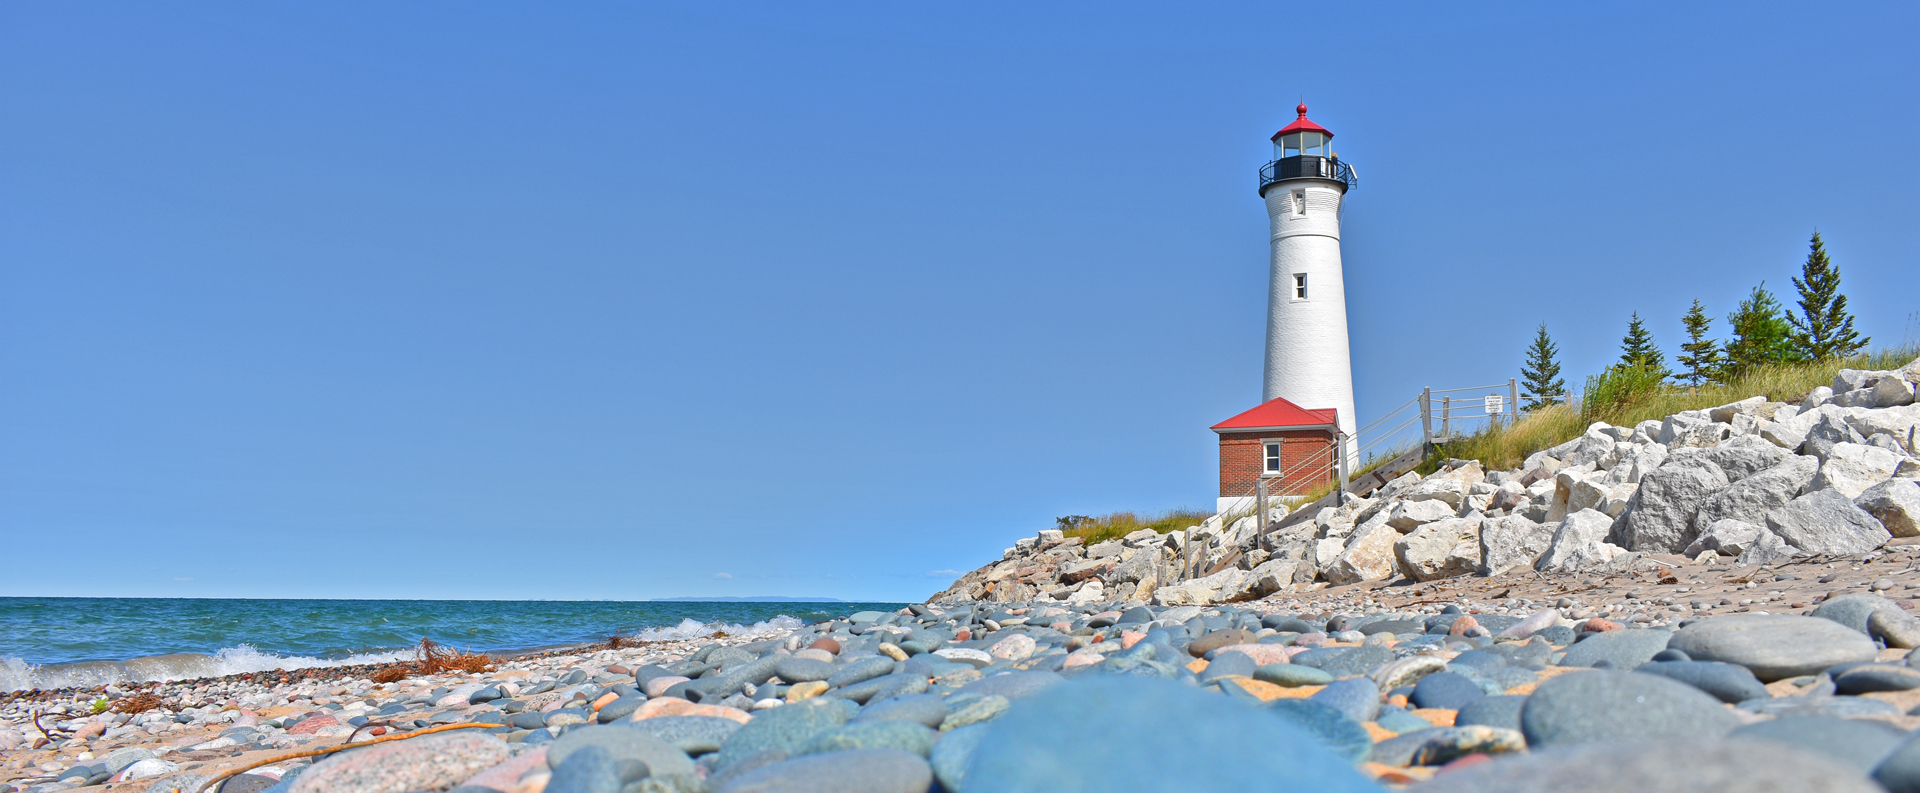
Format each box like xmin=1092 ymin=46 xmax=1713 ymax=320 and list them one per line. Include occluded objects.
xmin=1675 ymin=299 xmax=1723 ymax=387
xmin=1722 ymin=282 xmax=1800 ymax=380
xmin=1617 ymin=312 xmax=1669 ymax=377
xmin=1787 ymin=231 xmax=1869 ymax=359
xmin=1520 ymin=323 xmax=1566 ymax=410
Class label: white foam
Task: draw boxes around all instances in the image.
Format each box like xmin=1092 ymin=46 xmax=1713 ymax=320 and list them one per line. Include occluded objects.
xmin=0 ymin=645 xmax=414 ymax=693
xmin=630 ymin=615 xmax=804 ymax=643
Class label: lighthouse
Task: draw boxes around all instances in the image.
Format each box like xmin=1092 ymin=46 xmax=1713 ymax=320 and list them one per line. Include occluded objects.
xmin=1212 ymin=104 xmax=1358 ymax=511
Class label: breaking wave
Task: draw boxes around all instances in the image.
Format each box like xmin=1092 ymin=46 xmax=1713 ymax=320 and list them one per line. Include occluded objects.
xmin=0 ymin=645 xmax=415 ymax=693
xmin=1 ymin=616 xmax=807 ymax=692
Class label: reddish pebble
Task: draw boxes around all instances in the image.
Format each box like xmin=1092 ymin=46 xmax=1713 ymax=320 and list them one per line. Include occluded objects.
xmin=1581 ymin=618 xmax=1623 ymax=632
xmin=1090 ymin=634 xmax=1104 ymax=643
xmin=808 ymin=638 xmax=841 ymax=655
xmin=954 ymin=630 xmax=971 ymax=642
xmin=607 ymin=665 xmax=630 ymax=675
xmin=368 ymin=726 xmax=387 ymax=736
xmin=1120 ymin=630 xmax=1146 ymax=650
xmin=288 ymin=713 xmax=339 ymax=735
xmin=1439 ymin=753 xmax=1492 ymax=772
xmin=1448 ymin=615 xmax=1480 ymax=636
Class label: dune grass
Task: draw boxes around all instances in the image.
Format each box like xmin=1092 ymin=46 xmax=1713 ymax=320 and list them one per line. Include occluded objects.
xmin=1062 ymin=508 xmax=1214 ymax=545
xmin=1433 ymin=346 xmax=1917 ymax=472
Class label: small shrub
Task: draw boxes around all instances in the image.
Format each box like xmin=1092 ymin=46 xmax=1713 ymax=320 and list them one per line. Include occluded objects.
xmin=1063 ymin=508 xmax=1213 ymax=545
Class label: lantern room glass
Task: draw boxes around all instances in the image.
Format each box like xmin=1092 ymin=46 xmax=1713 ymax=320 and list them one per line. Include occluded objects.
xmin=1274 ymin=131 xmax=1328 ymax=160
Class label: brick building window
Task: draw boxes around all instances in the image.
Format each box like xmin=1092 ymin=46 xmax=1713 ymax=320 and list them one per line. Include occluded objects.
xmin=1264 ymin=441 xmax=1282 ymax=474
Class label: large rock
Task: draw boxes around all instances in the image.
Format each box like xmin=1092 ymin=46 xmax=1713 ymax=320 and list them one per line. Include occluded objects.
xmin=1394 ymin=518 xmax=1482 ymax=582
xmin=1478 ymin=515 xmax=1554 ymax=576
xmin=963 ymin=675 xmax=1381 ymax=793
xmin=1684 ymin=519 xmax=1765 ymax=557
xmin=1811 ymin=442 xmax=1904 ymax=498
xmin=1660 ymin=413 xmax=1731 ymax=449
xmin=1845 ymin=408 xmax=1920 ymax=453
xmin=1402 ymin=478 xmax=1467 ymax=508
xmin=1248 ymin=559 xmax=1301 ymax=596
xmin=1323 ymin=521 xmax=1399 ymax=585
xmin=1696 ymin=437 xmax=1791 ymax=482
xmin=1858 ymin=478 xmax=1920 ymax=538
xmin=1535 ymin=509 xmax=1631 ymax=573
xmin=1666 ymin=614 xmax=1880 ymax=682
xmin=1736 ymin=526 xmax=1803 ymax=565
xmin=1417 ymin=738 xmax=1885 ymax=793
xmin=1612 ymin=455 xmax=1729 ymax=553
xmin=1153 ymin=568 xmax=1257 ymax=606
xmin=1766 ymin=489 xmax=1890 ymax=555
xmin=1690 ymin=456 xmax=1818 ymax=534
xmin=1810 ymin=593 xmax=1903 ymax=635
xmin=1804 ymin=410 xmax=1867 ymax=460
xmin=1519 ymin=670 xmax=1738 ymax=747
xmin=1387 ymin=499 xmax=1456 ymax=532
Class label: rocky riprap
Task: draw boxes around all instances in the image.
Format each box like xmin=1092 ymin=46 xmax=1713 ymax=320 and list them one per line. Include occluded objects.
xmin=929 ymin=360 xmax=1920 ymax=608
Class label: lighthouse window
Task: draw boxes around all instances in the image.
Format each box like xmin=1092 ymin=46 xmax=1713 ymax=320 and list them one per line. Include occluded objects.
xmin=1265 ymin=442 xmax=1282 ymax=473
xmin=1291 ymin=190 xmax=1306 ymax=217
xmin=1294 ymin=273 xmax=1309 ymax=299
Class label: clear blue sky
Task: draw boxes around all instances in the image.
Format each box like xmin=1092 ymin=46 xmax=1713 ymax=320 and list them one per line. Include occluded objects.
xmin=3 ymin=3 xmax=1915 ymax=602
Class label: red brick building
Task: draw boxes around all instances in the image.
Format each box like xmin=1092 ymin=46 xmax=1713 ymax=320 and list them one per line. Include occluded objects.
xmin=1212 ymin=397 xmax=1339 ymax=512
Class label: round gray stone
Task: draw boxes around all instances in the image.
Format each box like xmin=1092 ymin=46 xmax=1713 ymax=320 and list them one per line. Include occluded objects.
xmin=1667 ymin=614 xmax=1879 ymax=682
xmin=1455 ymin=695 xmax=1528 ymax=732
xmin=1812 ymin=593 xmax=1902 ymax=635
xmin=1835 ymin=664 xmax=1920 ymax=695
xmin=794 ymin=721 xmax=937 ymax=758
xmin=715 ymin=697 xmax=856 ymax=769
xmin=1520 ymin=670 xmax=1739 ymax=747
xmin=1410 ymin=672 xmax=1485 ymax=711
xmin=547 ymin=724 xmax=694 ymax=778
xmin=852 ymin=693 xmax=948 ymax=729
xmin=1729 ymin=716 xmax=1905 ymax=774
xmin=1309 ymin=677 xmax=1381 ymax=724
xmin=955 ymin=670 xmax=1064 ymax=700
xmin=1254 ymin=664 xmax=1332 ymax=687
xmin=1557 ymin=629 xmax=1673 ymax=670
xmin=715 ymin=747 xmax=930 ymax=793
xmin=1265 ymin=699 xmax=1374 ymax=763
xmin=1630 ymin=660 xmax=1769 ymax=703
xmin=1418 ymin=738 xmax=1885 ymax=793
xmin=624 ymin=715 xmax=740 ymax=756
xmin=964 ymin=675 xmax=1381 ymax=792
xmin=776 ymin=656 xmax=839 ymax=683
xmin=928 ymin=723 xmax=987 ymax=793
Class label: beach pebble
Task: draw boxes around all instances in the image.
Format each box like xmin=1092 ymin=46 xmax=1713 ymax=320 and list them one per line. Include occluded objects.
xmin=927 ymin=723 xmax=987 ymax=793
xmin=288 ymin=731 xmax=511 ymax=793
xmin=1667 ymin=614 xmax=1879 ymax=682
xmin=1833 ymin=664 xmax=1920 ymax=695
xmin=1454 ymin=694 xmax=1528 ymax=732
xmin=1557 ymin=628 xmax=1672 ymax=669
xmin=1266 ymin=699 xmax=1374 ymax=763
xmin=1254 ymin=663 xmax=1332 ymax=687
xmin=714 ymin=747 xmax=931 ymax=793
xmin=1729 ymin=716 xmax=1905 ymax=774
xmin=1410 ymin=671 xmax=1484 ymax=710
xmin=963 ymin=675 xmax=1381 ymax=792
xmin=1812 ymin=593 xmax=1902 ymax=635
xmin=794 ymin=721 xmax=937 ymax=758
xmin=547 ymin=724 xmax=695 ymax=778
xmin=1630 ymin=660 xmax=1769 ymax=703
xmin=853 ymin=694 xmax=947 ymax=729
xmin=1417 ymin=737 xmax=1885 ymax=793
xmin=1310 ymin=677 xmax=1382 ymax=724
xmin=955 ymin=671 xmax=1063 ymax=700
xmin=715 ymin=697 xmax=855 ymax=769
xmin=775 ymin=657 xmax=838 ymax=683
xmin=1520 ymin=670 xmax=1738 ymax=747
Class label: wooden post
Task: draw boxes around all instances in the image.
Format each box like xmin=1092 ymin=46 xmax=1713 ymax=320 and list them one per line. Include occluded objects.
xmin=1421 ymin=387 xmax=1433 ymax=445
xmin=1441 ymin=396 xmax=1451 ymax=441
xmin=1335 ymin=432 xmax=1350 ymax=506
xmin=1508 ymin=378 xmax=1520 ymax=424
xmin=1255 ymin=479 xmax=1269 ymax=553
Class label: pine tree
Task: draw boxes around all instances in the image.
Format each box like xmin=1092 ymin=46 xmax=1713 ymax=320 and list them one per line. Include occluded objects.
xmin=1722 ymin=282 xmax=1801 ymax=380
xmin=1787 ymin=231 xmax=1869 ymax=359
xmin=1675 ymin=299 xmax=1723 ymax=388
xmin=1520 ymin=323 xmax=1566 ymax=410
xmin=1617 ymin=312 xmax=1669 ymax=377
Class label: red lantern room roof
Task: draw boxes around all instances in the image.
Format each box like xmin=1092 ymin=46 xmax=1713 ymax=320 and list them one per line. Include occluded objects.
xmin=1270 ymin=103 xmax=1333 ymax=142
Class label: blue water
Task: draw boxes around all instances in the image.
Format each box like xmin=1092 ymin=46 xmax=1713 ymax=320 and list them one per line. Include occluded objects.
xmin=0 ymin=597 xmax=903 ymax=691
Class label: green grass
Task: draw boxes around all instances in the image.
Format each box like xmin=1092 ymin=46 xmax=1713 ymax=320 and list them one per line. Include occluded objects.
xmin=1433 ymin=346 xmax=1917 ymax=472
xmin=1062 ymin=508 xmax=1214 ymax=545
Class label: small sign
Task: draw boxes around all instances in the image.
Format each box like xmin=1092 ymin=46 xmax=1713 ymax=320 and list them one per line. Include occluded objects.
xmin=1485 ymin=393 xmax=1504 ymax=415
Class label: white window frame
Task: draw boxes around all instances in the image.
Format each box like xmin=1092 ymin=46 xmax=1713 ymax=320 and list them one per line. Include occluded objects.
xmin=1292 ymin=273 xmax=1309 ymax=301
xmin=1262 ymin=440 xmax=1283 ymax=475
xmin=1291 ymin=189 xmax=1307 ymax=217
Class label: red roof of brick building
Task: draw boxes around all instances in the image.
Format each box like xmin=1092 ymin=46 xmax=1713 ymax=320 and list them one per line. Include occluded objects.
xmin=1210 ymin=397 xmax=1339 ymax=433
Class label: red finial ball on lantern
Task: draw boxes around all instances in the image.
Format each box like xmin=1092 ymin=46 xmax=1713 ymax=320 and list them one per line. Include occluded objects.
xmin=1296 ymin=103 xmax=1308 ymax=117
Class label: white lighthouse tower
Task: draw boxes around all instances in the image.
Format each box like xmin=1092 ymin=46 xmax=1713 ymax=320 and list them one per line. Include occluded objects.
xmin=1260 ymin=103 xmax=1357 ymax=448
xmin=1209 ymin=104 xmax=1358 ymax=512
